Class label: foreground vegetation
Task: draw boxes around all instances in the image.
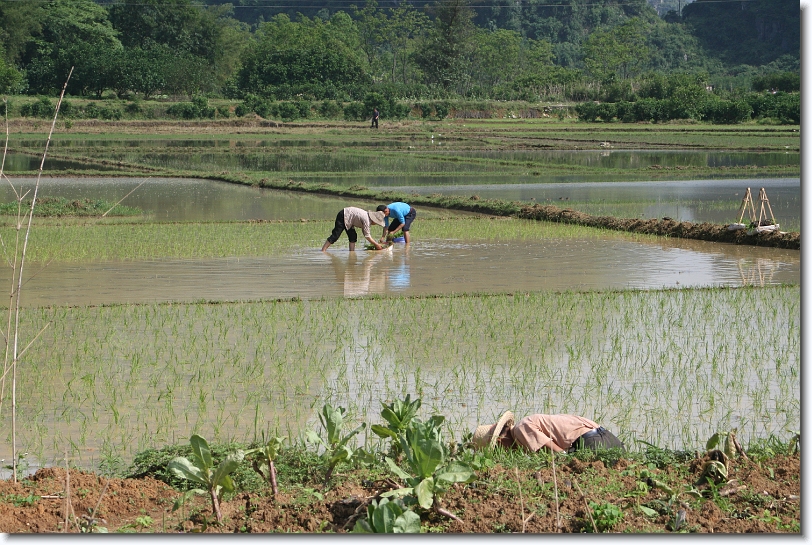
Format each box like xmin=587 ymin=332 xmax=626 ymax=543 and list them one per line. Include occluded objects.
xmin=0 ymin=403 xmax=800 ymax=533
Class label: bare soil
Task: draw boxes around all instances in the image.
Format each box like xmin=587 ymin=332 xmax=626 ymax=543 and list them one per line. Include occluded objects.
xmin=0 ymin=452 xmax=799 ymax=534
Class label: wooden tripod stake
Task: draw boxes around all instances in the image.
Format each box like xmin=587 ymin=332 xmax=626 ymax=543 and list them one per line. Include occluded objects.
xmin=757 ymin=187 xmax=777 ymax=227
xmin=737 ymin=188 xmax=756 ymax=225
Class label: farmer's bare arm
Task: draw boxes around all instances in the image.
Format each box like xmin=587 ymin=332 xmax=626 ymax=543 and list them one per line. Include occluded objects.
xmin=365 ymin=235 xmax=382 ymax=250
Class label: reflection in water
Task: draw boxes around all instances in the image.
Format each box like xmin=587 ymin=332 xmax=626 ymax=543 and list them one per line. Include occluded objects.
xmin=738 ymin=258 xmax=781 ymax=287
xmin=391 ymin=178 xmax=801 ymax=232
xmin=328 ymin=246 xmax=411 ymax=297
xmin=389 ymin=245 xmax=411 ymax=291
xmin=0 ymin=176 xmax=799 ymax=230
xmin=330 ymin=251 xmax=390 ymax=297
xmin=4 ymin=238 xmax=798 ymax=307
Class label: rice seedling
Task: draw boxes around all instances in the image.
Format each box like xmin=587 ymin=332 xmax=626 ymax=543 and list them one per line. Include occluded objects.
xmin=0 ymin=186 xmax=798 ymax=478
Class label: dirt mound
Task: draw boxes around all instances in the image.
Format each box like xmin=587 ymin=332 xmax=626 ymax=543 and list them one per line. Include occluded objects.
xmin=517 ymin=204 xmax=800 ymax=250
xmin=0 ymin=452 xmax=799 ymax=534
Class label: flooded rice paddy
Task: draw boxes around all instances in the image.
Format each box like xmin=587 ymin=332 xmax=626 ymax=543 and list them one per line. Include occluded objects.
xmin=6 ymin=237 xmax=800 ymax=307
xmin=0 ymin=152 xmax=800 ymax=474
xmin=1 ymin=285 xmax=799 ymax=474
xmin=1 ymin=175 xmax=802 ymax=230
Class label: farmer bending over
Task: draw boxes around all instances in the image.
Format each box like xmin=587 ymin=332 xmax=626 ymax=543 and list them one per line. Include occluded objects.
xmin=473 ymin=411 xmax=625 ymax=453
xmin=322 ymin=207 xmax=386 ymax=252
xmin=377 ymin=202 xmax=416 ymax=245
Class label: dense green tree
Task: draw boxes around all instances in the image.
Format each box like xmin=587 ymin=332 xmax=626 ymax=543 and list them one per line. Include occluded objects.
xmin=382 ymin=3 xmax=429 ymax=85
xmin=114 ymin=45 xmax=171 ymax=99
xmin=645 ymin=20 xmax=707 ymax=72
xmin=413 ymin=0 xmax=476 ymax=92
xmin=582 ymin=17 xmax=649 ymax=82
xmin=236 ymin=13 xmax=370 ymax=99
xmin=22 ymin=0 xmax=121 ymax=94
xmin=0 ymin=1 xmax=43 ymax=65
xmin=109 ymin=0 xmax=232 ymax=62
xmin=352 ymin=0 xmax=388 ymax=73
xmin=470 ymin=29 xmax=520 ymax=90
xmin=0 ymin=54 xmax=22 ymax=94
xmin=682 ymin=0 xmax=799 ymax=66
xmin=469 ymin=30 xmax=554 ymax=92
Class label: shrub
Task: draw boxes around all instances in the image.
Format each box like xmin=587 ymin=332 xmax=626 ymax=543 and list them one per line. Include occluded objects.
xmin=20 ymin=97 xmax=55 ymax=118
xmin=318 ymin=100 xmax=343 ymax=119
xmin=702 ymin=99 xmax=752 ymax=124
xmin=124 ymin=102 xmax=143 ymax=116
xmin=234 ymin=103 xmax=250 ymax=117
xmin=575 ymin=101 xmax=599 ymax=122
xmin=632 ymin=98 xmax=665 ymax=122
xmin=595 ymin=102 xmax=617 ymax=122
xmin=276 ymin=101 xmax=300 ymax=121
xmin=82 ymin=103 xmax=123 ymax=120
xmin=239 ymin=95 xmax=276 ymax=119
xmin=433 ymin=101 xmax=449 ymax=120
xmin=343 ymin=101 xmax=367 ymax=121
xmin=166 ymin=95 xmax=215 ymax=119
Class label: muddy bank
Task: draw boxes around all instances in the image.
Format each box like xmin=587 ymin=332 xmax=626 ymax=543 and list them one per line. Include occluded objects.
xmin=0 ymin=451 xmax=799 ymax=533
xmin=230 ymin=175 xmax=802 ymax=250
xmin=516 ymin=203 xmax=800 ymax=250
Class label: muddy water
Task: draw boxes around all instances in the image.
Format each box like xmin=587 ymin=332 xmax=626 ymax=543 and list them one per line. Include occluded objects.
xmin=0 ymin=176 xmax=801 ymax=230
xmin=7 ymin=149 xmax=798 ymax=173
xmin=10 ymin=237 xmax=799 ymax=307
xmin=374 ymin=177 xmax=802 ymax=231
xmin=0 ymin=177 xmax=395 ymax=222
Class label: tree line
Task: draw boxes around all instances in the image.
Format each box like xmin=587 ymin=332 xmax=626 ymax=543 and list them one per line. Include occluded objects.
xmin=0 ymin=0 xmax=799 ymax=124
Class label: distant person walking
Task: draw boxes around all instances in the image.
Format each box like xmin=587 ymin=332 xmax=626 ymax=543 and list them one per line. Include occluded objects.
xmin=377 ymin=202 xmax=416 ymax=245
xmin=371 ymin=107 xmax=379 ymax=128
xmin=322 ymin=207 xmax=386 ymax=252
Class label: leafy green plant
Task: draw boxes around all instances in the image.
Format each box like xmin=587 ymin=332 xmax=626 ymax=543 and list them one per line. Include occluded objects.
xmin=371 ymin=394 xmax=422 ymax=457
xmin=382 ymin=416 xmax=475 ymax=521
xmin=586 ymin=501 xmax=623 ymax=532
xmin=306 ymin=404 xmax=367 ymax=485
xmin=640 ymin=469 xmax=702 ymax=530
xmin=76 ymin=507 xmax=108 ymax=533
xmin=2 ymin=493 xmax=39 ymax=507
xmin=700 ymin=430 xmax=749 ymax=485
xmin=246 ymin=434 xmax=285 ymax=496
xmin=351 ymin=497 xmax=421 ymax=533
xmin=167 ymin=434 xmax=246 ymax=524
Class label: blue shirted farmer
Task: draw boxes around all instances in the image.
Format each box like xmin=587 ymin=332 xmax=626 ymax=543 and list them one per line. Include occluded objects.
xmin=376 ymin=202 xmax=417 ymax=244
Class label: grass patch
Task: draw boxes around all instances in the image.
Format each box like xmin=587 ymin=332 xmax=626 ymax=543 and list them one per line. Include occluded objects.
xmin=0 ymin=196 xmax=141 ymax=217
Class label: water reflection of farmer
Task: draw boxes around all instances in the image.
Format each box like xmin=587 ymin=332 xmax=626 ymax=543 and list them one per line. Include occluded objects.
xmin=322 ymin=207 xmax=386 ymax=252
xmin=472 ymin=411 xmax=624 ymax=453
xmin=377 ymin=202 xmax=416 ymax=245
xmin=389 ymin=246 xmax=411 ymax=291
xmin=329 ymin=252 xmax=388 ymax=297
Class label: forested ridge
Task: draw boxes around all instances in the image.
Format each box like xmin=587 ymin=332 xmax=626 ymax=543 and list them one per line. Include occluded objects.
xmin=0 ymin=0 xmax=799 ymax=124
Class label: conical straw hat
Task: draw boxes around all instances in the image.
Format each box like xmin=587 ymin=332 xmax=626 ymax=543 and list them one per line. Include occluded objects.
xmin=472 ymin=411 xmax=514 ymax=450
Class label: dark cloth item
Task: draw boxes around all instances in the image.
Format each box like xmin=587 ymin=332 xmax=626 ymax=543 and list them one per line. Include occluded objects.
xmin=387 ymin=207 xmax=417 ymax=232
xmin=568 ymin=427 xmax=625 ymax=453
xmin=327 ymin=210 xmax=358 ymax=244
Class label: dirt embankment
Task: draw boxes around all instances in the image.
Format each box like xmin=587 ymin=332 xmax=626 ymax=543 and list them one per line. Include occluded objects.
xmin=0 ymin=452 xmax=800 ymax=534
xmin=517 ymin=204 xmax=800 ymax=250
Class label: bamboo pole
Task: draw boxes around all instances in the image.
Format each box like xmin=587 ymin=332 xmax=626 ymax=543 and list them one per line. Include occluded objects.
xmin=12 ymin=67 xmax=73 ymax=482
